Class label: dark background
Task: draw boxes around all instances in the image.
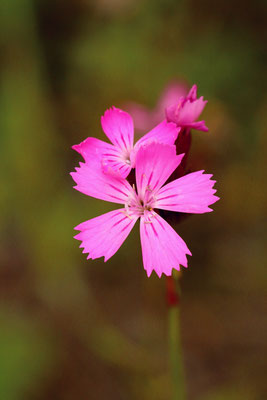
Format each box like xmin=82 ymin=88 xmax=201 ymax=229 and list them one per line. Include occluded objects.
xmin=0 ymin=0 xmax=266 ymax=399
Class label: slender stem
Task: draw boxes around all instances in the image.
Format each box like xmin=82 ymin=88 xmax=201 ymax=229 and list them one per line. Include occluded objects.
xmin=167 ymin=274 xmax=186 ymax=399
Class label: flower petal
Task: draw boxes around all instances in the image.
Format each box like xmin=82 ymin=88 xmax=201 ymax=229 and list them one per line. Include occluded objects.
xmin=165 ymin=84 xmax=208 ymax=132
xmin=177 ymin=97 xmax=207 ymax=126
xmin=102 ymin=157 xmax=132 ymax=179
xmin=72 ymin=137 xmax=131 ymax=178
xmin=156 ymin=170 xmax=219 ymax=213
xmin=135 ymin=120 xmax=180 ymax=148
xmin=140 ymin=213 xmax=191 ymax=277
xmin=101 ymin=107 xmax=134 ymax=153
xmin=75 ymin=209 xmax=138 ymax=261
xmin=70 ymin=159 xmax=133 ymax=204
xmin=72 ymin=137 xmax=114 ymax=162
xmin=187 ymin=84 xmax=197 ymax=101
xmin=125 ymin=103 xmax=153 ymax=132
xmin=157 ymin=82 xmax=188 ymax=111
xmin=135 ymin=142 xmax=184 ymax=197
xmin=126 ymin=83 xmax=187 ymax=133
xmin=185 ymin=121 xmax=209 ymax=132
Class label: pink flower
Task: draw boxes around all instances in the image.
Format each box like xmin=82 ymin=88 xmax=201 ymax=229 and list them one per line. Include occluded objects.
xmin=166 ymin=84 xmax=208 ymax=132
xmin=126 ymin=81 xmax=188 ymax=133
xmin=71 ymin=142 xmax=219 ymax=277
xmin=72 ymin=107 xmax=180 ymax=179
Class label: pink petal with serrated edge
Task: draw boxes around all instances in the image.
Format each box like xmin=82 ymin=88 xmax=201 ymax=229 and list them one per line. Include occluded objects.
xmin=165 ymin=85 xmax=208 ymax=132
xmin=70 ymin=160 xmax=133 ymax=204
xmin=140 ymin=213 xmax=191 ymax=277
xmin=156 ymin=170 xmax=219 ymax=213
xmin=75 ymin=209 xmax=138 ymax=261
xmin=72 ymin=137 xmax=131 ymax=178
xmin=72 ymin=137 xmax=114 ymax=162
xmin=177 ymin=97 xmax=208 ymax=127
xmin=101 ymin=107 xmax=134 ymax=153
xmin=135 ymin=120 xmax=180 ymax=148
xmin=131 ymin=120 xmax=180 ymax=167
xmin=135 ymin=142 xmax=184 ymax=198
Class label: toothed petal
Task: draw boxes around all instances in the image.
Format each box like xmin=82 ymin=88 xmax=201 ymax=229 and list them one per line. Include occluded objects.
xmin=156 ymin=170 xmax=219 ymax=213
xmin=140 ymin=213 xmax=191 ymax=277
xmin=75 ymin=209 xmax=138 ymax=261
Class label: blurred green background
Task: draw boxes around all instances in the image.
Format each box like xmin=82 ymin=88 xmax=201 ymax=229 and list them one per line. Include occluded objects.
xmin=0 ymin=0 xmax=266 ymax=399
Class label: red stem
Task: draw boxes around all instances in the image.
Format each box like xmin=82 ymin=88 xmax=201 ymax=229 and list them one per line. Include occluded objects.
xmin=166 ymin=275 xmax=179 ymax=307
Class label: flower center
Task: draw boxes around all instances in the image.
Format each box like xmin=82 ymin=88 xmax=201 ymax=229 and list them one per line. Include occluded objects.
xmin=124 ymin=155 xmax=131 ymax=165
xmin=124 ymin=186 xmax=156 ymax=219
xmin=121 ymin=148 xmax=133 ymax=166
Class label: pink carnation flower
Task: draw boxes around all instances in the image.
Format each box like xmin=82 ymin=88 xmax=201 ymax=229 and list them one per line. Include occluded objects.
xmin=166 ymin=84 xmax=208 ymax=132
xmin=71 ymin=142 xmax=219 ymax=277
xmin=126 ymin=81 xmax=188 ymax=133
xmin=72 ymin=107 xmax=180 ymax=179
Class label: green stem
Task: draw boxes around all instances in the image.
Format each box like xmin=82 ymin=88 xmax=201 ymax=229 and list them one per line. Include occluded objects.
xmin=167 ymin=275 xmax=186 ymax=399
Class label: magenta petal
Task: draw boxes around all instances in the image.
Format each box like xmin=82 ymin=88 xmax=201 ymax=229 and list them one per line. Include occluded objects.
xmin=72 ymin=137 xmax=115 ymax=162
xmin=125 ymin=103 xmax=153 ymax=132
xmin=186 ymin=121 xmax=209 ymax=132
xmin=102 ymin=157 xmax=132 ymax=179
xmin=101 ymin=107 xmax=134 ymax=152
xmin=140 ymin=213 xmax=191 ymax=277
xmin=135 ymin=120 xmax=180 ymax=148
xmin=135 ymin=142 xmax=184 ymax=197
xmin=165 ymin=104 xmax=179 ymax=124
xmin=131 ymin=120 xmax=180 ymax=168
xmin=165 ymin=85 xmax=208 ymax=132
xmin=127 ymin=82 xmax=187 ymax=133
xmin=156 ymin=170 xmax=219 ymax=213
xmin=70 ymin=160 xmax=133 ymax=204
xmin=187 ymin=84 xmax=197 ymax=101
xmin=178 ymin=97 xmax=207 ymax=125
xmin=75 ymin=209 xmax=138 ymax=261
xmin=157 ymin=82 xmax=188 ymax=111
xmin=72 ymin=137 xmax=132 ymax=179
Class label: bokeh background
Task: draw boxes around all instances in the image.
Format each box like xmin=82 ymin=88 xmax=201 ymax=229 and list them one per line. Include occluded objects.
xmin=0 ymin=0 xmax=266 ymax=399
